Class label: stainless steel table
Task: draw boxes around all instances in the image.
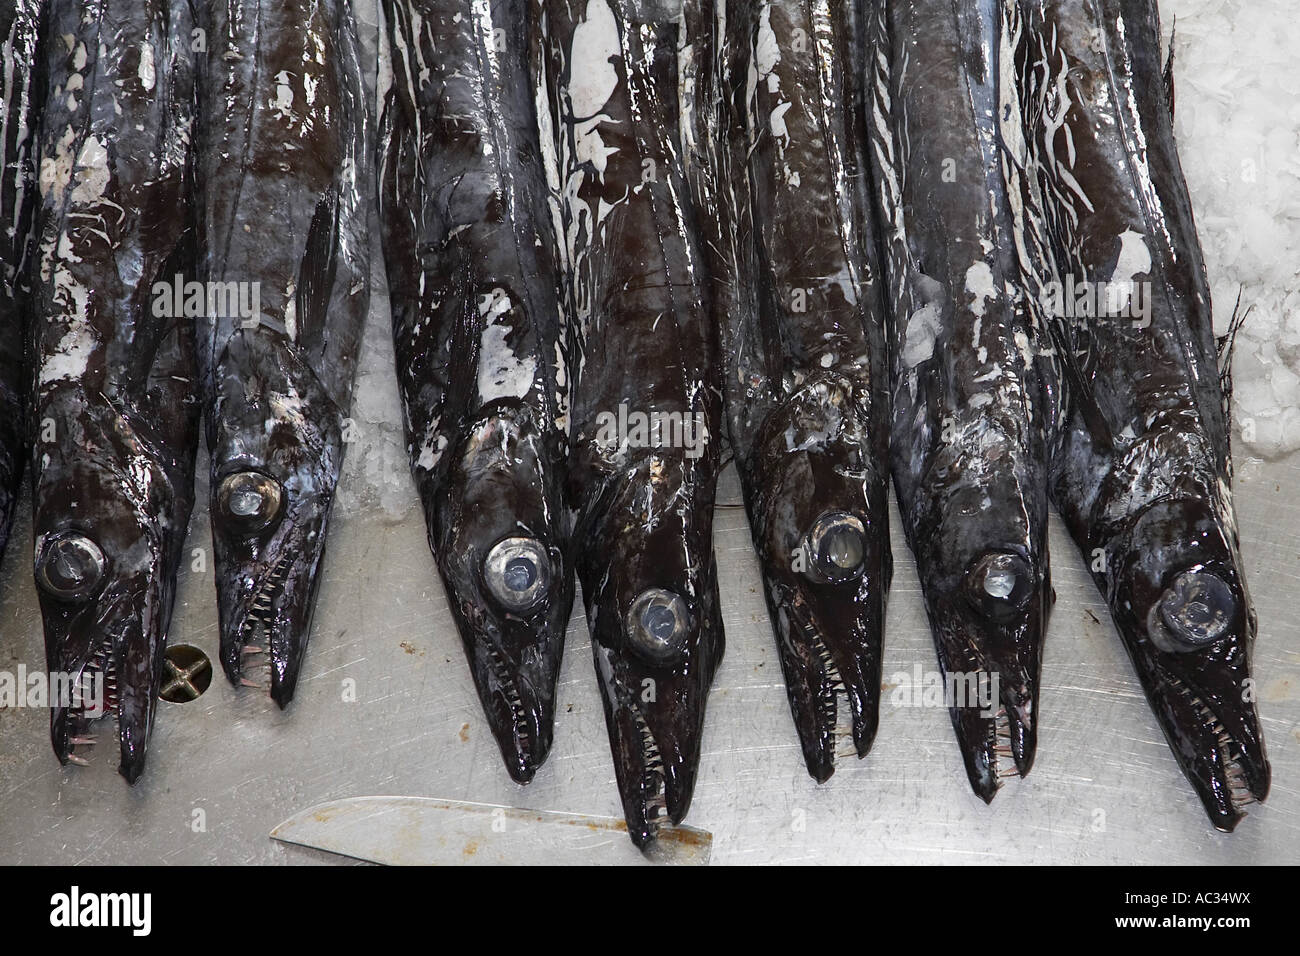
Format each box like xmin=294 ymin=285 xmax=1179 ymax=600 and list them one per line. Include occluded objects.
xmin=1 ymin=0 xmax=1295 ymax=866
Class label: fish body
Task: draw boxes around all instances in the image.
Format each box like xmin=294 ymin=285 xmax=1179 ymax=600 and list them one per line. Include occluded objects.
xmin=196 ymin=0 xmax=371 ymax=706
xmin=1019 ymin=0 xmax=1269 ymax=830
xmin=0 ymin=0 xmax=43 ymax=567
xmin=541 ymin=0 xmax=726 ymax=847
xmin=30 ymin=0 xmax=199 ymax=781
xmin=376 ymin=0 xmax=573 ymax=783
xmin=867 ymin=0 xmax=1057 ymax=798
xmin=702 ymin=0 xmax=891 ymax=782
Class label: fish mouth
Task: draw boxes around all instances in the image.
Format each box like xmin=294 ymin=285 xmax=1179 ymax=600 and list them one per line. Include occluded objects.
xmin=1106 ymin=497 xmax=1271 ymax=831
xmin=745 ymin=375 xmax=890 ymax=782
xmin=578 ymin=467 xmax=725 ymax=849
xmin=36 ymin=530 xmax=169 ymax=784
xmin=440 ymin=534 xmax=572 ymax=785
xmin=429 ymin=409 xmax=573 ymax=784
xmin=922 ymin=546 xmax=1049 ymax=802
xmin=212 ymin=468 xmax=330 ymax=708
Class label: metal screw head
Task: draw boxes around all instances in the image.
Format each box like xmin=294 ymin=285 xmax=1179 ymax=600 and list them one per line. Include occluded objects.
xmin=159 ymin=644 xmax=214 ymax=703
xmin=216 ymin=471 xmax=283 ymax=533
xmin=1157 ymin=570 xmax=1234 ymax=651
xmin=483 ymin=538 xmax=551 ymax=613
xmin=805 ymin=511 xmax=867 ymax=584
xmin=626 ymin=589 xmax=691 ymax=663
xmin=36 ymin=532 xmax=107 ymax=603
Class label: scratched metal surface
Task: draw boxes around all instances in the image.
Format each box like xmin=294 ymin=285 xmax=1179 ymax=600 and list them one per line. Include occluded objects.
xmin=1 ymin=2 xmax=1298 ymax=866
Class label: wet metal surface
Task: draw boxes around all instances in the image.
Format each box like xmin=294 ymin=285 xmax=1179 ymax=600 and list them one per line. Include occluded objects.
xmin=0 ymin=1 xmax=1296 ymax=866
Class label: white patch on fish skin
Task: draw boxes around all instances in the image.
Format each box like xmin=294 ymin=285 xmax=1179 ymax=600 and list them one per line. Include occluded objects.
xmin=69 ymin=135 xmax=109 ymax=205
xmin=476 ymin=289 xmax=537 ymax=401
xmin=569 ymin=1 xmax=620 ymax=121
xmin=39 ymin=126 xmax=78 ymax=207
xmin=283 ymin=280 xmax=297 ymax=341
xmin=1107 ymin=229 xmax=1151 ymax=313
xmin=965 ymin=261 xmax=996 ymax=319
xmin=40 ymin=321 xmax=96 ymax=385
xmin=138 ymin=42 xmax=155 ymax=91
xmin=902 ymin=303 xmax=943 ymax=367
xmin=272 ymin=70 xmax=294 ymax=121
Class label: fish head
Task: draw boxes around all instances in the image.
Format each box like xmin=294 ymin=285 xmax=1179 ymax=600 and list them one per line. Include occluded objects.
xmin=1107 ymin=495 xmax=1270 ymax=830
xmin=746 ymin=374 xmax=889 ymax=782
xmin=431 ymin=406 xmax=573 ymax=784
xmin=35 ymin=402 xmax=190 ymax=783
xmin=208 ymin=336 xmax=343 ymax=708
xmin=912 ymin=428 xmax=1051 ymax=799
xmin=579 ymin=456 xmax=724 ymax=848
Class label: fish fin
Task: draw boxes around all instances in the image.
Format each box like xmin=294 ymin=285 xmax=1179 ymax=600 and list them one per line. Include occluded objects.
xmin=1047 ymin=318 xmax=1116 ymax=453
xmin=1163 ymin=19 xmax=1177 ymax=120
xmin=296 ymin=185 xmax=341 ymax=353
xmin=1216 ymin=287 xmax=1252 ymax=419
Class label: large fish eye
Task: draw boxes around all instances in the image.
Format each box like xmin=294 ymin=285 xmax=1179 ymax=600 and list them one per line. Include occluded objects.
xmin=483 ymin=538 xmax=551 ymax=613
xmin=626 ymin=589 xmax=690 ymax=663
xmin=1155 ymin=570 xmax=1235 ymax=652
xmin=805 ymin=511 xmax=867 ymax=584
xmin=216 ymin=471 xmax=284 ymax=533
xmin=965 ymin=551 xmax=1033 ymax=623
xmin=36 ymin=532 xmax=107 ymax=603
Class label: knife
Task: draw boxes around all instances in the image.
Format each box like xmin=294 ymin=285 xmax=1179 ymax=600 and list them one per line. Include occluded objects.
xmin=270 ymin=796 xmax=712 ymax=865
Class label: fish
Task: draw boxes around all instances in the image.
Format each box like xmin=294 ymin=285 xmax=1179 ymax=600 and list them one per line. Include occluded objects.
xmin=375 ymin=0 xmax=574 ymax=784
xmin=29 ymin=0 xmax=200 ymax=781
xmin=0 ymin=0 xmax=43 ymax=569
xmin=1016 ymin=0 xmax=1269 ymax=830
xmin=866 ymin=0 xmax=1058 ymax=799
xmin=195 ymin=0 xmax=371 ymax=707
xmin=696 ymin=0 xmax=891 ymax=783
xmin=540 ymin=0 xmax=726 ymax=847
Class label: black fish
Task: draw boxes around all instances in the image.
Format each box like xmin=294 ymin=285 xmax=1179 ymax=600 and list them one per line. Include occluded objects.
xmin=30 ymin=0 xmax=199 ymax=781
xmin=540 ymin=0 xmax=725 ymax=847
xmin=196 ymin=0 xmax=371 ymax=707
xmin=699 ymin=0 xmax=891 ymax=783
xmin=376 ymin=0 xmax=574 ymax=783
xmin=866 ymin=0 xmax=1057 ymax=799
xmin=0 ymin=0 xmax=43 ymax=568
xmin=1018 ymin=0 xmax=1269 ymax=830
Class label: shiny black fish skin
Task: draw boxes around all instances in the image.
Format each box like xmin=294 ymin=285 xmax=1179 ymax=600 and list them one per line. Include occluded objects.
xmin=866 ymin=0 xmax=1057 ymax=799
xmin=376 ymin=0 xmax=573 ymax=784
xmin=30 ymin=0 xmax=199 ymax=782
xmin=0 ymin=0 xmax=42 ymax=569
xmin=196 ymin=0 xmax=370 ymax=707
xmin=541 ymin=0 xmax=725 ymax=847
xmin=699 ymin=1 xmax=890 ymax=783
xmin=1018 ymin=0 xmax=1269 ymax=830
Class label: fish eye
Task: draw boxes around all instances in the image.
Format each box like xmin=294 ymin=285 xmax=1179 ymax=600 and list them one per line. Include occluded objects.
xmin=805 ymin=511 xmax=867 ymax=584
xmin=626 ymin=589 xmax=690 ymax=663
xmin=36 ymin=532 xmax=107 ymax=602
xmin=965 ymin=551 xmax=1033 ymax=623
xmin=1156 ymin=570 xmax=1234 ymax=651
xmin=216 ymin=471 xmax=284 ymax=533
xmin=483 ymin=538 xmax=551 ymax=613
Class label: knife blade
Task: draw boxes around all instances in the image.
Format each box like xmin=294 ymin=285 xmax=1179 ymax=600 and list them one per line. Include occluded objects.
xmin=269 ymin=796 xmax=713 ymax=865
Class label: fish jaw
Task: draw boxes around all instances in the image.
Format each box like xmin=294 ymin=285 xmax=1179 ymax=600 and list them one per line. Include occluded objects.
xmin=211 ymin=462 xmax=333 ymax=709
xmin=429 ymin=409 xmax=572 ymax=784
xmin=208 ymin=336 xmax=344 ymax=708
xmin=1101 ymin=496 xmax=1270 ymax=831
xmin=907 ymin=466 xmax=1052 ymax=799
xmin=577 ymin=461 xmax=724 ymax=849
xmin=36 ymin=454 xmax=184 ymax=784
xmin=743 ymin=375 xmax=889 ymax=782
